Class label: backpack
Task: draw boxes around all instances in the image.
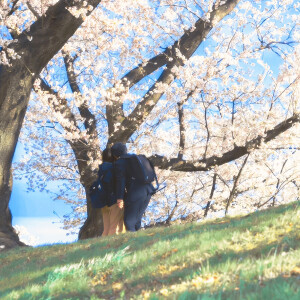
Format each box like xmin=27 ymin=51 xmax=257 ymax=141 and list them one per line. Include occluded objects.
xmin=89 ymin=162 xmax=116 ymax=208
xmin=125 ymin=154 xmax=159 ymax=191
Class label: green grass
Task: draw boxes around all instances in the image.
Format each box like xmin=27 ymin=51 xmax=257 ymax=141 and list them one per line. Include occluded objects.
xmin=1 ymin=201 xmax=300 ymax=299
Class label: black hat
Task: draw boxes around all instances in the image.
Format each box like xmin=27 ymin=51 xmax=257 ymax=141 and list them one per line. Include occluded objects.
xmin=111 ymin=142 xmax=127 ymax=157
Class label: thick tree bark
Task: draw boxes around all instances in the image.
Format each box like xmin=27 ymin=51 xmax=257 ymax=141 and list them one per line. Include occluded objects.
xmin=0 ymin=165 xmax=26 ymax=250
xmin=78 ymin=191 xmax=103 ymax=240
xmin=68 ymin=140 xmax=104 ymax=239
xmin=0 ymin=66 xmax=35 ymax=251
xmin=0 ymin=0 xmax=101 ymax=251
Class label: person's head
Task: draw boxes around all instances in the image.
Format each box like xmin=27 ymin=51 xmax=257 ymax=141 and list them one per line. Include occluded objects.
xmin=111 ymin=142 xmax=127 ymax=159
xmin=102 ymin=148 xmax=113 ymax=163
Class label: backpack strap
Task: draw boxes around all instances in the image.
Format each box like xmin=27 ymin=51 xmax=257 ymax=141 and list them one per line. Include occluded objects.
xmin=120 ymin=154 xmax=163 ymax=192
xmin=147 ymin=158 xmax=168 ymax=194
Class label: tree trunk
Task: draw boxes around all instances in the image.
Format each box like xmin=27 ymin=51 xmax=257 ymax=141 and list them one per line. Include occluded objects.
xmin=67 ymin=141 xmax=104 ymax=240
xmin=0 ymin=66 xmax=34 ymax=251
xmin=78 ymin=190 xmax=104 ymax=240
xmin=0 ymin=167 xmax=27 ymax=251
xmin=0 ymin=0 xmax=101 ymax=250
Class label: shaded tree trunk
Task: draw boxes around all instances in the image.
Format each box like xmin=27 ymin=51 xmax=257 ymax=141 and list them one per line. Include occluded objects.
xmin=0 ymin=66 xmax=35 ymax=251
xmin=0 ymin=0 xmax=101 ymax=251
xmin=78 ymin=191 xmax=104 ymax=240
xmin=68 ymin=141 xmax=104 ymax=240
xmin=0 ymin=165 xmax=26 ymax=250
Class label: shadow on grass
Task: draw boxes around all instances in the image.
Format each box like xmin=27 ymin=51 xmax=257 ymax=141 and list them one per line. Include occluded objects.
xmin=0 ymin=201 xmax=299 ymax=298
xmin=91 ymin=228 xmax=300 ymax=298
xmin=176 ymin=274 xmax=300 ymax=300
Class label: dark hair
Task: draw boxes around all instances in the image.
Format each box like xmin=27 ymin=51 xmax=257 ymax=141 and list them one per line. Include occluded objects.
xmin=111 ymin=142 xmax=127 ymax=158
xmin=102 ymin=148 xmax=113 ymax=163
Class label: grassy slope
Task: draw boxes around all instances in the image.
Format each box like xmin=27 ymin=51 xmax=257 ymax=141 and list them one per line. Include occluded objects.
xmin=1 ymin=201 xmax=300 ymax=300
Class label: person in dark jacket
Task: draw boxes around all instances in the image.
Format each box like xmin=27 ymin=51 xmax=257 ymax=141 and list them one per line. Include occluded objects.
xmin=111 ymin=142 xmax=154 ymax=232
xmin=99 ymin=148 xmax=125 ymax=236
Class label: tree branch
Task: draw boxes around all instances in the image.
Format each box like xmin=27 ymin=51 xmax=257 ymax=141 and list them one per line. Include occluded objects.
xmin=225 ymin=154 xmax=249 ymax=215
xmin=257 ymin=158 xmax=289 ymax=208
xmin=149 ymin=113 xmax=300 ymax=171
xmin=38 ymin=78 xmax=79 ymax=133
xmin=177 ymin=89 xmax=196 ymax=159
xmin=8 ymin=0 xmax=101 ymax=76
xmin=177 ymin=100 xmax=185 ymax=159
xmin=202 ymin=94 xmax=210 ymax=159
xmin=119 ymin=0 xmax=240 ymax=90
xmin=62 ymin=50 xmax=98 ymax=136
xmin=26 ymin=2 xmax=41 ymax=19
xmin=38 ymin=78 xmax=99 ymax=185
xmin=108 ymin=0 xmax=241 ymax=143
xmin=204 ymin=173 xmax=217 ymax=217
xmin=7 ymin=0 xmax=20 ymax=16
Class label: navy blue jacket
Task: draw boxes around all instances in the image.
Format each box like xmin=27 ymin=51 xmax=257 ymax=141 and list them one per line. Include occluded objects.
xmin=98 ymin=162 xmax=116 ymax=207
xmin=114 ymin=154 xmax=156 ymax=201
xmin=114 ymin=154 xmax=157 ymax=231
xmin=114 ymin=154 xmax=134 ymax=200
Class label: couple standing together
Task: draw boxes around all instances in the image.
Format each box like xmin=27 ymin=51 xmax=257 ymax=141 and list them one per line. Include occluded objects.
xmin=99 ymin=142 xmax=156 ymax=236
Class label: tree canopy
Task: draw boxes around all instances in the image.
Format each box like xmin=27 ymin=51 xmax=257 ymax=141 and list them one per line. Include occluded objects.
xmin=1 ymin=0 xmax=299 ymax=246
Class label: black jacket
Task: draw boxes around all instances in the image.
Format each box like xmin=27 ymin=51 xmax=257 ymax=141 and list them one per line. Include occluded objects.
xmin=114 ymin=154 xmax=133 ymax=200
xmin=114 ymin=154 xmax=156 ymax=201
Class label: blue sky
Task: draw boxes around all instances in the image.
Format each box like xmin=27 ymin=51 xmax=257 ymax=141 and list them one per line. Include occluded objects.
xmin=10 ymin=143 xmax=77 ymax=246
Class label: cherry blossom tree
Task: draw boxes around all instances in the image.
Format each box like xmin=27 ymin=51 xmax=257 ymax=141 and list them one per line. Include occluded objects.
xmin=0 ymin=0 xmax=102 ymax=250
xmin=1 ymin=0 xmax=300 ymax=248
